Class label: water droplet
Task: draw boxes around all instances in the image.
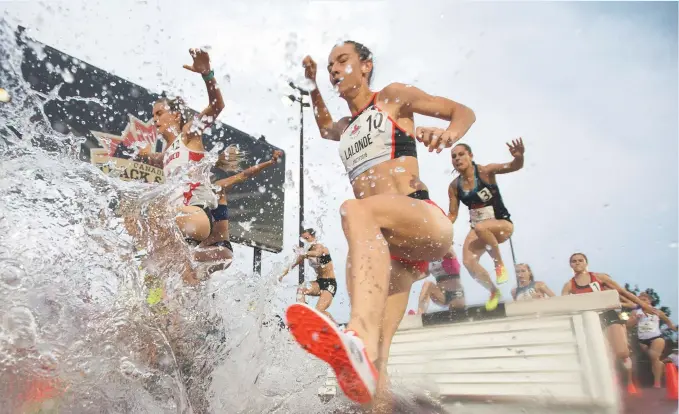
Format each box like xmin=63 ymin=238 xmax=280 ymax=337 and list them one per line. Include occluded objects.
xmin=0 ymin=260 xmax=26 ymax=289
xmin=297 ymin=78 xmax=316 ymax=92
xmin=394 ymin=166 xmax=405 ymax=173
xmin=345 ymin=64 xmax=353 ymax=74
xmin=370 ymin=182 xmax=376 ymax=188
xmin=61 ymin=69 xmax=74 ymax=83
xmin=258 ymin=186 xmax=266 ymax=193
xmin=4 ymin=306 xmax=38 ymax=348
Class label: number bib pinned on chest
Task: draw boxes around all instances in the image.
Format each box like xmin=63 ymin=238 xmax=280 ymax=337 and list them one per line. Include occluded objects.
xmin=470 ymin=205 xmax=495 ymax=225
xmin=339 ymin=107 xmax=393 ymax=181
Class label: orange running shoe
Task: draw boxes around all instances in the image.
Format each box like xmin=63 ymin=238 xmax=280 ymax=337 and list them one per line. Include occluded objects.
xmin=627 ymin=382 xmax=639 ymax=396
xmin=495 ymin=264 xmax=508 ymax=285
xmin=286 ymin=303 xmax=378 ymax=404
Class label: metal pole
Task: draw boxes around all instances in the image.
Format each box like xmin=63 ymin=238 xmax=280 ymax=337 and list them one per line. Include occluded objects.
xmin=298 ymin=99 xmax=305 ymax=285
xmin=509 ymin=237 xmax=518 ymax=285
xmin=253 ymin=247 xmax=262 ymax=276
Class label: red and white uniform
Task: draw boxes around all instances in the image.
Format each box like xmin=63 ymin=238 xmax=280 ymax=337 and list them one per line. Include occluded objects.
xmin=162 ymin=135 xmax=217 ymax=209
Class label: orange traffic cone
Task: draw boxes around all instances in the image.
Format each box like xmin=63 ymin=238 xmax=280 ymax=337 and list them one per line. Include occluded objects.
xmin=666 ymin=362 xmax=678 ymax=400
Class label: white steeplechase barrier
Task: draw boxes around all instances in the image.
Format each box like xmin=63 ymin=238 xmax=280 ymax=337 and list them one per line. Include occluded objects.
xmin=319 ymin=291 xmax=622 ymax=414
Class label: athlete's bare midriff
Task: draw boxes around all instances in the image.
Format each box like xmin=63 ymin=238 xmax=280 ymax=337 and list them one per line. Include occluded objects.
xmin=351 ymin=156 xmax=427 ymax=199
xmin=315 ymin=263 xmax=335 ymax=280
xmin=349 ymin=93 xmax=427 ymax=199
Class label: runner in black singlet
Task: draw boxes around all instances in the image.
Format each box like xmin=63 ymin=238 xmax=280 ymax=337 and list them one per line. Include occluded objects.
xmin=448 ymin=141 xmax=523 ymax=311
xmin=279 ymin=228 xmax=338 ymax=323
xmin=511 ymin=263 xmax=554 ymax=301
xmin=285 ymin=40 xmax=475 ymax=407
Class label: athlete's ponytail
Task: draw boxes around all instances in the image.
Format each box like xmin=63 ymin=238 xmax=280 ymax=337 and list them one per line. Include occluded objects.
xmin=344 ymin=40 xmax=374 ymax=85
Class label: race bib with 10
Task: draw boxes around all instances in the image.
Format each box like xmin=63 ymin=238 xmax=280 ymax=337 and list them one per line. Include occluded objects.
xmin=339 ymin=107 xmax=392 ymax=179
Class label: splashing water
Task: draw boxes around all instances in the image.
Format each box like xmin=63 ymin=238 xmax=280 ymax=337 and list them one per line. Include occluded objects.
xmin=0 ymin=23 xmax=340 ymax=414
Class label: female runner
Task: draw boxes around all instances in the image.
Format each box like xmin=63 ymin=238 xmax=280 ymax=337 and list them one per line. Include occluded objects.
xmin=285 ymin=40 xmax=475 ymax=406
xmin=137 ymin=47 xmax=224 ymax=248
xmin=561 ymin=252 xmax=658 ymax=395
xmin=417 ymin=254 xmax=466 ymax=313
xmin=279 ymin=228 xmax=338 ymax=322
xmin=511 ymin=263 xmax=555 ymax=301
xmin=448 ymin=140 xmax=524 ymax=310
xmin=628 ymin=291 xmax=677 ymax=388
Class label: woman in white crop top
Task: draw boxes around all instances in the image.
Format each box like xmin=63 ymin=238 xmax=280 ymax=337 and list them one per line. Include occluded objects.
xmin=628 ymin=291 xmax=677 ymax=388
xmin=284 ymin=40 xmax=476 ymax=407
xmin=138 ymin=48 xmax=224 ymax=245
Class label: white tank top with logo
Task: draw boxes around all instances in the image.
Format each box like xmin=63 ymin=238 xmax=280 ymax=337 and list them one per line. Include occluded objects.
xmin=162 ymin=135 xmax=217 ymax=209
xmin=635 ymin=309 xmax=662 ymax=340
xmin=338 ymin=94 xmax=418 ymax=182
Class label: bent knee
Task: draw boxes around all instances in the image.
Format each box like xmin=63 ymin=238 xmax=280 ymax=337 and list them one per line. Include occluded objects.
xmin=340 ymin=199 xmax=367 ymax=220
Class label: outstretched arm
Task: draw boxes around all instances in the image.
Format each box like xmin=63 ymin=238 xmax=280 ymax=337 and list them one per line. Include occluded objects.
xmin=598 ymin=274 xmax=657 ymax=314
xmin=657 ymin=310 xmax=677 ymax=331
xmin=418 ymin=282 xmax=432 ymax=314
xmin=214 ymin=150 xmax=282 ymax=190
xmin=279 ymin=254 xmax=305 ymax=281
xmin=448 ymin=180 xmax=461 ymax=223
xmin=381 ymin=82 xmax=476 ymax=153
xmin=182 ymin=48 xmax=225 ymax=140
xmin=485 ymin=138 xmax=525 ymax=175
xmin=302 ymin=55 xmax=350 ymax=141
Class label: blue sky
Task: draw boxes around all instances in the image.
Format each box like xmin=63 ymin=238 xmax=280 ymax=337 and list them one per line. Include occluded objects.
xmin=3 ymin=1 xmax=677 ymax=321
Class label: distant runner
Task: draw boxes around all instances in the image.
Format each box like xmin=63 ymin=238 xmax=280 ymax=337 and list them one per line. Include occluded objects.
xmin=628 ymin=291 xmax=677 ymax=388
xmin=279 ymin=228 xmax=338 ymax=323
xmin=561 ymin=252 xmax=658 ymax=395
xmin=286 ymin=40 xmax=475 ymax=407
xmin=511 ymin=263 xmax=555 ymax=301
xmin=448 ymin=140 xmax=524 ymax=311
xmin=417 ymin=254 xmax=465 ymax=313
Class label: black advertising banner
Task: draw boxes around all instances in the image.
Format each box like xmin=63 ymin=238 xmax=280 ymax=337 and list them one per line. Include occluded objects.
xmin=12 ymin=27 xmax=285 ymax=253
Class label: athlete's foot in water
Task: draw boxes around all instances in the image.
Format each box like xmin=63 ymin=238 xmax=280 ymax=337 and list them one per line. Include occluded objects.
xmin=286 ymin=303 xmax=378 ymax=404
xmin=485 ymin=289 xmax=501 ymax=311
xmin=495 ymin=263 xmax=508 ymax=285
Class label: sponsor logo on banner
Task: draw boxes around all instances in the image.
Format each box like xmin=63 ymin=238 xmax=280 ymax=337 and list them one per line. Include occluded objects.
xmin=89 ymin=115 xmax=165 ymax=183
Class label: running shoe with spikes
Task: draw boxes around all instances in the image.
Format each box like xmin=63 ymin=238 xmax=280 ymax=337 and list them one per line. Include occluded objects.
xmin=286 ymin=303 xmax=378 ymax=404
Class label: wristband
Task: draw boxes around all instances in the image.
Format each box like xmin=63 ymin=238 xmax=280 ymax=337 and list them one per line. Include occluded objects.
xmin=202 ymin=70 xmax=215 ymax=81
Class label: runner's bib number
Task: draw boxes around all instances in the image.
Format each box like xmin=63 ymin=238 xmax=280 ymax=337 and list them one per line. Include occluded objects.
xmin=638 ymin=320 xmax=655 ymax=333
xmin=470 ymin=206 xmax=495 ymax=224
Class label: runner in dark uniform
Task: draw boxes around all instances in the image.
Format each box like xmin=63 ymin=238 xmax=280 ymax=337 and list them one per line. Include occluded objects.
xmin=279 ymin=228 xmax=338 ymax=322
xmin=448 ymin=141 xmax=523 ymax=311
xmin=561 ymin=252 xmax=657 ymax=395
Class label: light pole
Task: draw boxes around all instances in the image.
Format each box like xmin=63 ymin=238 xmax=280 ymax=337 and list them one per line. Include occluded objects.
xmin=285 ymin=81 xmax=311 ymax=285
